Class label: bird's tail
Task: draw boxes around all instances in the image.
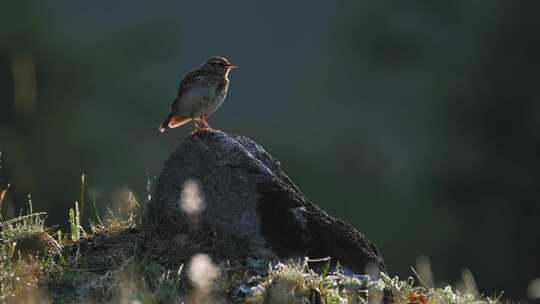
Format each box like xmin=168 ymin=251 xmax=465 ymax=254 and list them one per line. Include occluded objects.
xmin=158 ymin=122 xmax=168 ymax=134
xmin=158 ymin=113 xmax=173 ymax=134
xmin=158 ymin=114 xmax=192 ymax=134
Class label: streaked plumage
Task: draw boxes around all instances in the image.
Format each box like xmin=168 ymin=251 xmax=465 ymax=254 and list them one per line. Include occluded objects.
xmin=159 ymin=56 xmax=237 ymax=133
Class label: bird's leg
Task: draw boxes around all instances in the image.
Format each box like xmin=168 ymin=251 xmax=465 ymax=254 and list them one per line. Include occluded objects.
xmin=200 ymin=116 xmax=213 ymax=131
xmin=191 ymin=118 xmax=201 ymax=134
xmin=193 ymin=118 xmax=201 ymax=129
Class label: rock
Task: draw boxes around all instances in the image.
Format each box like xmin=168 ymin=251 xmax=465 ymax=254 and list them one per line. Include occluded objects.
xmin=144 ymin=130 xmax=385 ymax=274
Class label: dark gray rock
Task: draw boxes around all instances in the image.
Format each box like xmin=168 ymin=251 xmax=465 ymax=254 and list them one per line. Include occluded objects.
xmin=144 ymin=130 xmax=385 ymax=274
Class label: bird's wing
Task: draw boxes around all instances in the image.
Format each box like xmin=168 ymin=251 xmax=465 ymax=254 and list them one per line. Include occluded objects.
xmin=175 ymin=87 xmax=208 ymax=115
xmin=166 ymin=69 xmax=206 ymax=110
xmin=178 ymin=69 xmax=206 ymax=92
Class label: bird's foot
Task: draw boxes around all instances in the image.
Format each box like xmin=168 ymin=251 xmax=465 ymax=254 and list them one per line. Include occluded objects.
xmin=200 ymin=116 xmax=212 ymax=129
xmin=190 ymin=116 xmax=215 ymax=133
xmin=198 ymin=127 xmax=215 ymax=132
xmin=191 ymin=128 xmax=215 ymax=135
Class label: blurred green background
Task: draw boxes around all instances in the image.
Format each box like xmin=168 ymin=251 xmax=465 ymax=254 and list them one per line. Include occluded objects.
xmin=1 ymin=0 xmax=539 ymax=298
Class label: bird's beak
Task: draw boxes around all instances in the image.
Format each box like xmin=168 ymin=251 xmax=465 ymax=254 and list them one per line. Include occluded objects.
xmin=227 ymin=64 xmax=238 ymax=69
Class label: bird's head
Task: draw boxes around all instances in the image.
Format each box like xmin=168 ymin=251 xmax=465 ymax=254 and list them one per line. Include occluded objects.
xmin=203 ymin=56 xmax=238 ymax=74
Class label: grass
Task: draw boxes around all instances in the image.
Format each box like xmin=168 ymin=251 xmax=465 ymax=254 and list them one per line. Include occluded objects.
xmin=0 ymin=176 xmax=506 ymax=303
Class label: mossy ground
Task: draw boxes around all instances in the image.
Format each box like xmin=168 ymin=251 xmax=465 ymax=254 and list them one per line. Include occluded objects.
xmin=0 ymin=180 xmax=505 ymax=303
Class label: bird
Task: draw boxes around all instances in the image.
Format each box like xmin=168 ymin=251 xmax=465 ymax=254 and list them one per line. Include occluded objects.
xmin=159 ymin=56 xmax=237 ymax=134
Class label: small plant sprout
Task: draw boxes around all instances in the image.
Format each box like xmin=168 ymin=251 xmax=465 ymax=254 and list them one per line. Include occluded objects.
xmin=68 ymin=201 xmax=85 ymax=241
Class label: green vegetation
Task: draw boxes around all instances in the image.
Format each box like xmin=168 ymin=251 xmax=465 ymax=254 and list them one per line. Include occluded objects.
xmin=0 ymin=179 xmax=504 ymax=303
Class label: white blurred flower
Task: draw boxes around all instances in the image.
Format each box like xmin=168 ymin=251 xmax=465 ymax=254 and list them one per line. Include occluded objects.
xmin=528 ymin=278 xmax=540 ymax=299
xmin=188 ymin=254 xmax=220 ymax=293
xmin=180 ymin=179 xmax=205 ymax=214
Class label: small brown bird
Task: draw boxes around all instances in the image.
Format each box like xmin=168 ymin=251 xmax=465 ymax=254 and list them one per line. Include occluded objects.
xmin=159 ymin=56 xmax=237 ymax=133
